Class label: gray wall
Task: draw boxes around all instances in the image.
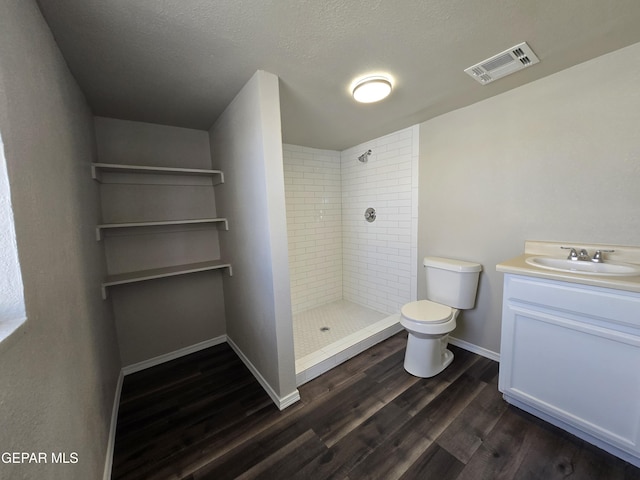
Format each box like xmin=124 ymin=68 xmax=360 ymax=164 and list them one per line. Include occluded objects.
xmin=418 ymin=42 xmax=640 ymax=355
xmin=209 ymin=70 xmax=297 ymax=403
xmin=0 ymin=1 xmax=120 ymax=478
xmin=94 ymin=117 xmax=226 ymax=366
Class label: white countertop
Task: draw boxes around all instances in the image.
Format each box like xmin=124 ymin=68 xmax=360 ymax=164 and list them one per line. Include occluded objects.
xmin=496 ymin=241 xmax=640 ymax=294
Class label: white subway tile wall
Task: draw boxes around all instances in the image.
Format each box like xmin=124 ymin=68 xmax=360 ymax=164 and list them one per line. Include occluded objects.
xmin=283 ymin=145 xmax=343 ymax=313
xmin=341 ymin=126 xmax=419 ymax=314
xmin=283 ymin=125 xmax=418 ymax=315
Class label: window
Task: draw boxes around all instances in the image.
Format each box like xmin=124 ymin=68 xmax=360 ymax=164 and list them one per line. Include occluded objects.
xmin=0 ymin=133 xmax=26 ymax=343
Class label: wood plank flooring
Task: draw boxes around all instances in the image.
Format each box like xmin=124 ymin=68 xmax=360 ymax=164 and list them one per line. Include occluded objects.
xmin=111 ymin=332 xmax=640 ymax=479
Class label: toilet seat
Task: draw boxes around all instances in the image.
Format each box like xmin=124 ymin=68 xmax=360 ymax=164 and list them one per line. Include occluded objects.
xmin=401 ymin=300 xmax=453 ymax=324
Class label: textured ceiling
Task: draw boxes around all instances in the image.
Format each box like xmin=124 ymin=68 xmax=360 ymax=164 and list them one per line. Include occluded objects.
xmin=36 ymin=0 xmax=640 ymax=150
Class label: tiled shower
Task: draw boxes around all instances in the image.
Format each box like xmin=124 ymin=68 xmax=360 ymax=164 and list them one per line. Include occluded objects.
xmin=283 ymin=125 xmax=419 ymax=382
xmin=284 ymin=146 xmax=343 ymax=313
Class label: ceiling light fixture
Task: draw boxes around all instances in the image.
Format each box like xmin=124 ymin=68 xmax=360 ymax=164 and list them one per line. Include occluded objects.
xmin=352 ymin=75 xmax=393 ymax=103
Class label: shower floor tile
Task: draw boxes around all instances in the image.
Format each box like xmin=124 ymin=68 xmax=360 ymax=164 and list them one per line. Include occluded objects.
xmin=293 ymin=299 xmax=389 ymax=359
xmin=293 ymin=300 xmax=404 ymax=386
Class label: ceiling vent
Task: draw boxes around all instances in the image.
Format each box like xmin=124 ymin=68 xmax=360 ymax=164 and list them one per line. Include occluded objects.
xmin=464 ymin=42 xmax=539 ymax=85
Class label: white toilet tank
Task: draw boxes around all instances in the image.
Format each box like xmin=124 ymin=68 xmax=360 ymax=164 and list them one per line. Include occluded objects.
xmin=423 ymin=257 xmax=482 ymax=309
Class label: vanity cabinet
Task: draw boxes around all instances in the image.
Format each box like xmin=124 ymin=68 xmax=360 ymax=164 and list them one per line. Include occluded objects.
xmin=499 ymin=274 xmax=640 ymax=466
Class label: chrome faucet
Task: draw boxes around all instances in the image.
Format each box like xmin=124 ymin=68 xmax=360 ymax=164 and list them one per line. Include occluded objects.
xmin=561 ymin=246 xmax=615 ymax=263
xmin=578 ymin=249 xmax=591 ymax=261
xmin=561 ymin=247 xmax=579 ymax=261
xmin=592 ymin=249 xmax=615 ymax=263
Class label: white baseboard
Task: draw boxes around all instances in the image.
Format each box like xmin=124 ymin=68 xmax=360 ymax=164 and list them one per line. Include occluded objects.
xmin=226 ymin=336 xmax=300 ymax=411
xmin=448 ymin=336 xmax=500 ymax=362
xmin=103 ymin=369 xmax=124 ymax=480
xmin=122 ymin=335 xmax=228 ymax=376
xmin=278 ymin=390 xmax=301 ymax=410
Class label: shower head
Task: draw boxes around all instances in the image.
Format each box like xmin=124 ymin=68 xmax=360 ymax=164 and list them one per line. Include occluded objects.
xmin=358 ymin=150 xmax=372 ymax=163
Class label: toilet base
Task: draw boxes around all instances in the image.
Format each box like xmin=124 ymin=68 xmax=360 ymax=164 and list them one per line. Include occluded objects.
xmin=403 ymin=333 xmax=454 ymax=378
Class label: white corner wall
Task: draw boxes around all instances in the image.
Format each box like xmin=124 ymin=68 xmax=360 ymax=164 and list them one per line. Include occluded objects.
xmin=209 ymin=70 xmax=297 ymax=407
xmin=419 ymin=41 xmax=640 ymax=355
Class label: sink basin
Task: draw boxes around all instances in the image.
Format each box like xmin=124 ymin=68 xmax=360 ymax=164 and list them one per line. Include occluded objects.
xmin=525 ymin=256 xmax=640 ymax=276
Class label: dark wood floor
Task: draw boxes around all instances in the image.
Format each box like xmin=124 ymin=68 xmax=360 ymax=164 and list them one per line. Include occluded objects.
xmin=112 ymin=332 xmax=640 ymax=479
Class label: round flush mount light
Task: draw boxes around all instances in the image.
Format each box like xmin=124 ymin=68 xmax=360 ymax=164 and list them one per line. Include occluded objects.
xmin=351 ymin=75 xmax=393 ymax=103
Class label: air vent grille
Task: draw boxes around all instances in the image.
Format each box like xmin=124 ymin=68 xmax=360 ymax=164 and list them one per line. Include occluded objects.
xmin=481 ymin=53 xmax=514 ymax=72
xmin=464 ymin=42 xmax=539 ymax=85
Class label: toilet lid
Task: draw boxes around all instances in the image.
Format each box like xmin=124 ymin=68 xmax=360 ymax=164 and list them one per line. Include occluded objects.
xmin=401 ymin=300 xmax=453 ymax=324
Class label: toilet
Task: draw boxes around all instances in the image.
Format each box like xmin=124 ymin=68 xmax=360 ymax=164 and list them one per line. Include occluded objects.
xmin=400 ymin=257 xmax=482 ymax=378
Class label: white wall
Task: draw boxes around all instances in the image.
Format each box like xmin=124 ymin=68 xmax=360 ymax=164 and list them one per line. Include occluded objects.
xmin=93 ymin=117 xmax=226 ymax=366
xmin=283 ymin=145 xmax=342 ymax=313
xmin=209 ymin=70 xmax=297 ymax=405
xmin=342 ymin=126 xmax=419 ymax=314
xmin=0 ymin=1 xmax=120 ymax=478
xmin=419 ymin=41 xmax=640 ymax=355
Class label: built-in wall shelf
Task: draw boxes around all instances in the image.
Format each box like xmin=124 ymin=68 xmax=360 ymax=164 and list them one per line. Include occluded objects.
xmin=101 ymin=260 xmax=233 ymax=299
xmin=93 ymin=156 xmax=230 ymax=299
xmin=96 ymin=218 xmax=228 ymax=241
xmin=91 ymin=163 xmax=224 ymax=183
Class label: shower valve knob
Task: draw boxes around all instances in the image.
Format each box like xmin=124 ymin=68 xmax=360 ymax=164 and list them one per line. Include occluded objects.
xmin=364 ymin=207 xmax=376 ymax=222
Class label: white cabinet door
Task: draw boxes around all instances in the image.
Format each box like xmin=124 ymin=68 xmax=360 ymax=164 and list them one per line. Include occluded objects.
xmin=499 ymin=274 xmax=640 ymax=459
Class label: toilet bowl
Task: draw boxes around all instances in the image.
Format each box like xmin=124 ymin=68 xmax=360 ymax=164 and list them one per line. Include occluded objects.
xmin=400 ymin=300 xmax=459 ymax=377
xmin=400 ymin=257 xmax=481 ymax=378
